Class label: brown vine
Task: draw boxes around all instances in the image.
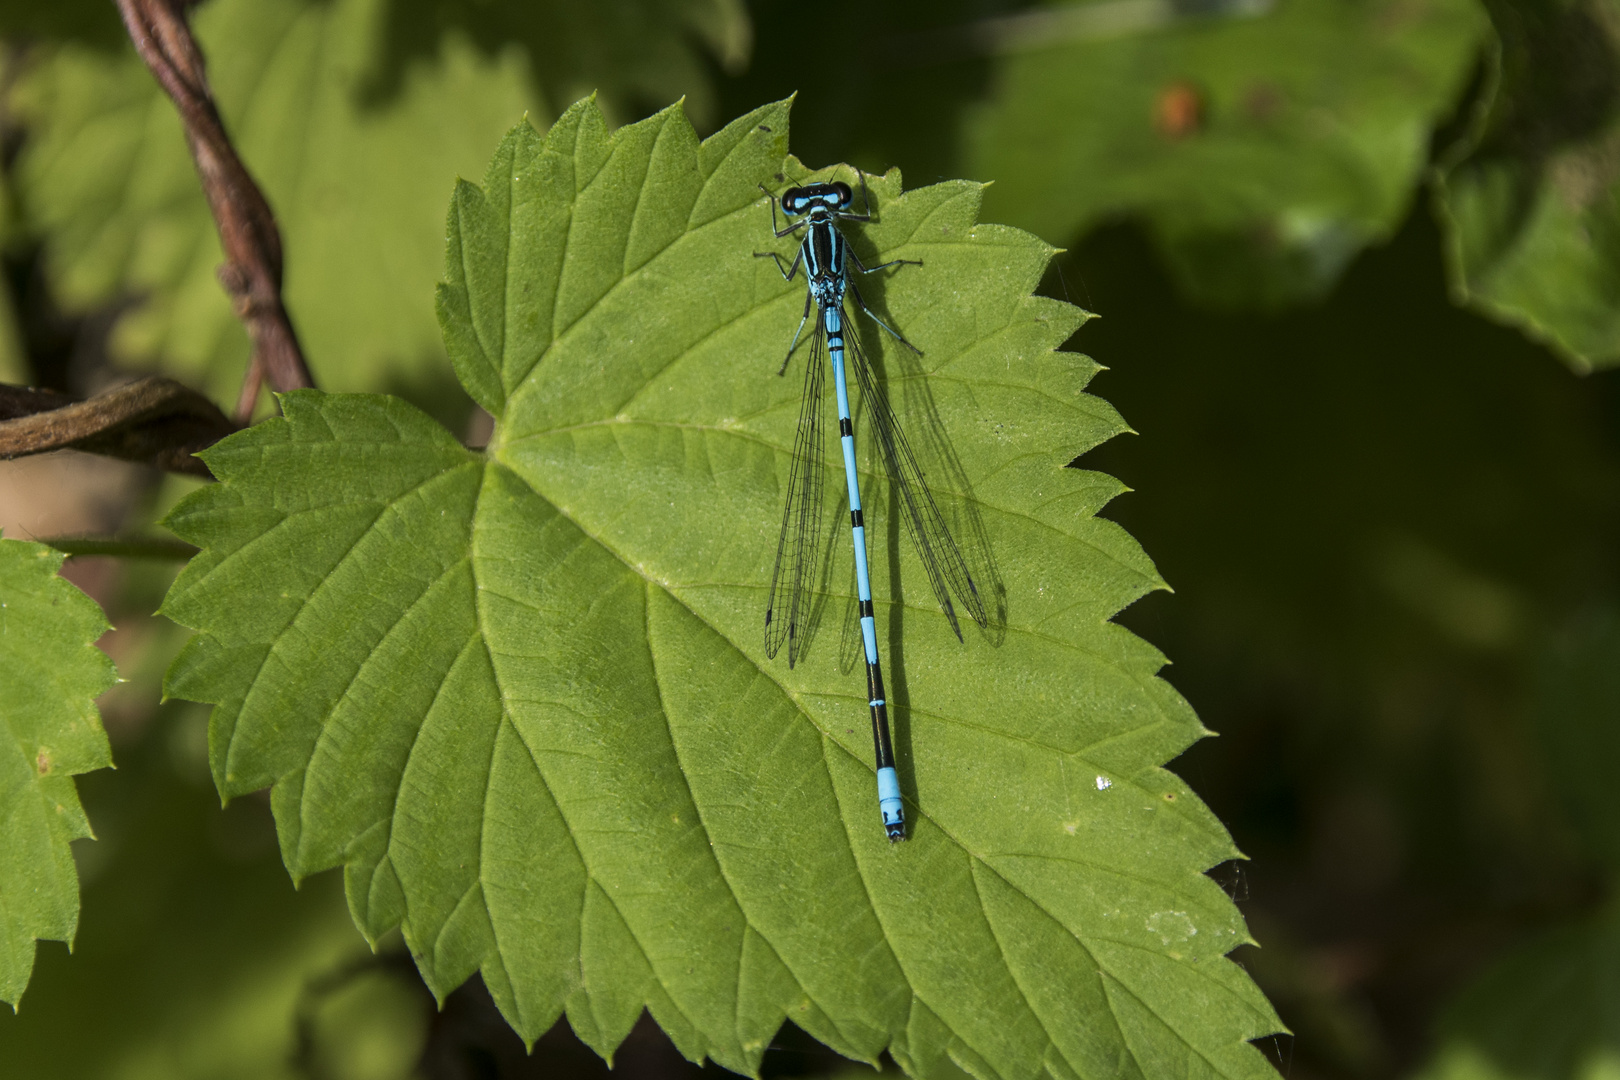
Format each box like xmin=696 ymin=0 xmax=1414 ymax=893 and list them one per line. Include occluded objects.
xmin=114 ymin=0 xmax=315 ymax=422
xmin=0 ymin=377 xmax=234 ymax=478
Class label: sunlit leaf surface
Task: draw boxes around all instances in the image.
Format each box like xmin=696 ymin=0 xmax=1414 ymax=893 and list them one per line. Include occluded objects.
xmin=162 ymin=98 xmax=1279 ymax=1074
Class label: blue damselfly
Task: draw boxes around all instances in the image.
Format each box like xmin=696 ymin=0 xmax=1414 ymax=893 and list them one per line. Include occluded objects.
xmin=756 ymin=172 xmax=988 ymax=842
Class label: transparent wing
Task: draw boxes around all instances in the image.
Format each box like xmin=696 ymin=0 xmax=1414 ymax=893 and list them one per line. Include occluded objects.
xmin=846 ymin=322 xmax=988 ymax=639
xmin=764 ymin=320 xmax=828 ymax=667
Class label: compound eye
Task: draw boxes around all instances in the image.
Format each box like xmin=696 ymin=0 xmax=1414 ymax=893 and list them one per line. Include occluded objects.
xmin=831 ymin=181 xmax=853 ymax=207
xmin=782 ymin=188 xmax=809 ymax=214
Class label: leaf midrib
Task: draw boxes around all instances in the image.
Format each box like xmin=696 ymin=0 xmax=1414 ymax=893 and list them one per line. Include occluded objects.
xmin=501 ymin=416 xmax=1157 ymax=602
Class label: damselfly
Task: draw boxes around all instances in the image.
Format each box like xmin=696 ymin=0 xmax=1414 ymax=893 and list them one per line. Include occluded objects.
xmin=756 ymin=172 xmax=988 ymax=842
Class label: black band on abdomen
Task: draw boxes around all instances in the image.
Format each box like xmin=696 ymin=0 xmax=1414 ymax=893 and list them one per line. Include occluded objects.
xmin=867 ymin=661 xmax=894 ymax=769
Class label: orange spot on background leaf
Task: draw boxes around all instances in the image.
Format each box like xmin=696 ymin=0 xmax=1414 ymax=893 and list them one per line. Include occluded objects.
xmin=1155 ymin=81 xmax=1204 ymax=139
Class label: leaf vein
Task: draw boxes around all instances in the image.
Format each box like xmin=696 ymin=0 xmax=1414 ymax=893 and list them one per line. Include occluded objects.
xmin=297 ymin=555 xmax=474 ymax=868
xmin=223 ymin=461 xmax=475 ymax=782
xmin=967 ymin=862 xmax=1066 ymax=1078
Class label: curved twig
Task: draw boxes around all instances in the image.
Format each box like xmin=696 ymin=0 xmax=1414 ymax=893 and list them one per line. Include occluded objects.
xmin=0 ymin=377 xmax=235 ymax=477
xmin=114 ymin=0 xmax=314 ymax=420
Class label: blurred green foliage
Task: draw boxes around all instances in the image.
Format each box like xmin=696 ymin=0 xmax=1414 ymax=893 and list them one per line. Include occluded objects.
xmin=0 ymin=702 xmax=427 ymax=1080
xmin=966 ymin=0 xmax=1488 ymax=308
xmin=1533 ymin=611 xmax=1620 ymax=869
xmin=13 ymin=0 xmax=533 ymax=401
xmin=1067 ymin=202 xmax=1620 ymax=1079
xmin=4 ymin=0 xmax=747 ymax=406
xmin=0 ymin=0 xmax=126 ymax=50
xmin=1433 ymin=0 xmax=1620 ymax=372
xmin=0 ymin=556 xmax=428 ymax=1080
xmin=1417 ymin=902 xmax=1620 ymax=1080
xmin=1 ymin=0 xmax=1619 ymax=1078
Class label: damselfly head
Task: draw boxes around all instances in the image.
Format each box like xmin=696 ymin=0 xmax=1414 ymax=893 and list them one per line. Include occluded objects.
xmin=781 ymin=181 xmax=853 ymax=217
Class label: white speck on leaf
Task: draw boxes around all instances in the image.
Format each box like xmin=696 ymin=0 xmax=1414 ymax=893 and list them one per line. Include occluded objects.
xmin=1095 ymin=775 xmax=1112 ymax=790
xmin=1146 ymin=910 xmax=1197 ymax=946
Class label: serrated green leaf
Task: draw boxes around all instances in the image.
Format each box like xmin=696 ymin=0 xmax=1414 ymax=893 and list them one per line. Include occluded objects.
xmin=1416 ymin=904 xmax=1620 ymax=1080
xmin=161 ymin=97 xmax=1280 ymax=1075
xmin=0 ymin=536 xmax=116 ymax=1008
xmin=1431 ymin=0 xmax=1620 ymax=372
xmin=11 ymin=0 xmax=745 ymax=403
xmin=965 ymin=0 xmax=1487 ymax=308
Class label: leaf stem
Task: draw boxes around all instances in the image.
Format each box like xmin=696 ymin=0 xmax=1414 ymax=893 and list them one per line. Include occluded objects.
xmin=41 ymin=536 xmax=199 ymax=561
